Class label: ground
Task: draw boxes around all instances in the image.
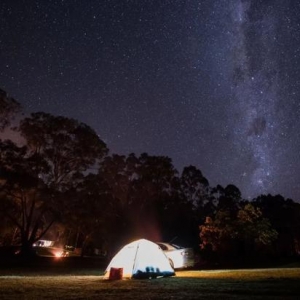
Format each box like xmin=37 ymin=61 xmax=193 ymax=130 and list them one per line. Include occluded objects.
xmin=0 ymin=257 xmax=299 ymax=300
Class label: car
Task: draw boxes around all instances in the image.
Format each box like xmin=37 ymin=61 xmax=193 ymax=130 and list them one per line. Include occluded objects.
xmin=156 ymin=242 xmax=195 ymax=269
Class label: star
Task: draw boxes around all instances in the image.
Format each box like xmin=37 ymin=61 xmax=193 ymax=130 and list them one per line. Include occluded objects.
xmin=0 ymin=0 xmax=300 ymax=201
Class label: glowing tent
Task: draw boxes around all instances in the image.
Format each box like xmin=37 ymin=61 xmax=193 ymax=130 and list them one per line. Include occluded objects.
xmin=103 ymin=239 xmax=175 ymax=279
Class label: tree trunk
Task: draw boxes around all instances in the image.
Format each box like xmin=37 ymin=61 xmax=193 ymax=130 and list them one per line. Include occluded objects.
xmin=20 ymin=238 xmax=35 ymax=258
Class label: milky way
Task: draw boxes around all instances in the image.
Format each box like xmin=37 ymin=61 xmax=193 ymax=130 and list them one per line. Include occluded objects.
xmin=0 ymin=0 xmax=300 ymax=200
xmin=224 ymin=0 xmax=300 ymax=199
xmin=229 ymin=0 xmax=279 ymax=196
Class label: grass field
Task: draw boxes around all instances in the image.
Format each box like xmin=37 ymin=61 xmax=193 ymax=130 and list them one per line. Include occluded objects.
xmin=0 ymin=262 xmax=299 ymax=300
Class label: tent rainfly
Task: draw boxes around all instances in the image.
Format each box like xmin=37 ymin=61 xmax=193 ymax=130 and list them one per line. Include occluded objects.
xmin=103 ymin=239 xmax=175 ymax=279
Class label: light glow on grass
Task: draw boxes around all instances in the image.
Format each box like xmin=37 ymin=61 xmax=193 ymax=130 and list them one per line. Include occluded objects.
xmin=0 ymin=268 xmax=300 ymax=299
xmin=176 ymin=268 xmax=300 ymax=279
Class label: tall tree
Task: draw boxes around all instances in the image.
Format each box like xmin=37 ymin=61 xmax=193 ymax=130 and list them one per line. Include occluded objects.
xmin=98 ymin=153 xmax=180 ymax=245
xmin=0 ymin=113 xmax=108 ymax=255
xmin=0 ymin=89 xmax=20 ymax=131
xmin=62 ymin=173 xmax=114 ymax=256
xmin=253 ymin=194 xmax=300 ymax=256
xmin=97 ymin=154 xmax=137 ymax=250
xmin=180 ymin=165 xmax=209 ymax=209
xmin=19 ymin=112 xmax=108 ymax=189
xmin=180 ymin=165 xmax=212 ymax=228
xmin=211 ymin=184 xmax=242 ymax=214
xmin=128 ymin=153 xmax=179 ymax=241
xmin=0 ymin=140 xmax=57 ymax=254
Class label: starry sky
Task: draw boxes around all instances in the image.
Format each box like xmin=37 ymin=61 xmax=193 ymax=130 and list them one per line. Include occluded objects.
xmin=1 ymin=0 xmax=300 ymax=201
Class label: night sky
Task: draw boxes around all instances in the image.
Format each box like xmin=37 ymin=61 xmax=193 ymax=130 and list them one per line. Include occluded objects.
xmin=1 ymin=0 xmax=300 ymax=201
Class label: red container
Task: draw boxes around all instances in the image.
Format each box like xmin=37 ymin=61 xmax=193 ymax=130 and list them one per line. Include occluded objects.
xmin=109 ymin=267 xmax=123 ymax=280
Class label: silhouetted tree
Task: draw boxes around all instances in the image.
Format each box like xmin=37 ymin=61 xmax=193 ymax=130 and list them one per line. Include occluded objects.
xmin=211 ymin=184 xmax=242 ymax=215
xmin=0 ymin=89 xmax=20 ymax=130
xmin=180 ymin=165 xmax=209 ymax=209
xmin=62 ymin=173 xmax=114 ymax=256
xmin=98 ymin=153 xmax=182 ymax=246
xmin=253 ymin=194 xmax=300 ymax=256
xmin=96 ymin=154 xmax=137 ymax=250
xmin=0 ymin=140 xmax=58 ymax=255
xmin=19 ymin=112 xmax=108 ymax=189
xmin=0 ymin=113 xmax=108 ymax=255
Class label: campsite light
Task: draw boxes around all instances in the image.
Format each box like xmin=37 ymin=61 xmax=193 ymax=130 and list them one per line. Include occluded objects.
xmin=54 ymin=250 xmax=64 ymax=258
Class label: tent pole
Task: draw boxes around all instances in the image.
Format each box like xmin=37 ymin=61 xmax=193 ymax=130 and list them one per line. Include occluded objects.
xmin=132 ymin=241 xmax=140 ymax=276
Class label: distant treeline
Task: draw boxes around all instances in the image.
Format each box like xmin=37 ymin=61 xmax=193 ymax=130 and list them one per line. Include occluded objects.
xmin=0 ymin=89 xmax=300 ymax=263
